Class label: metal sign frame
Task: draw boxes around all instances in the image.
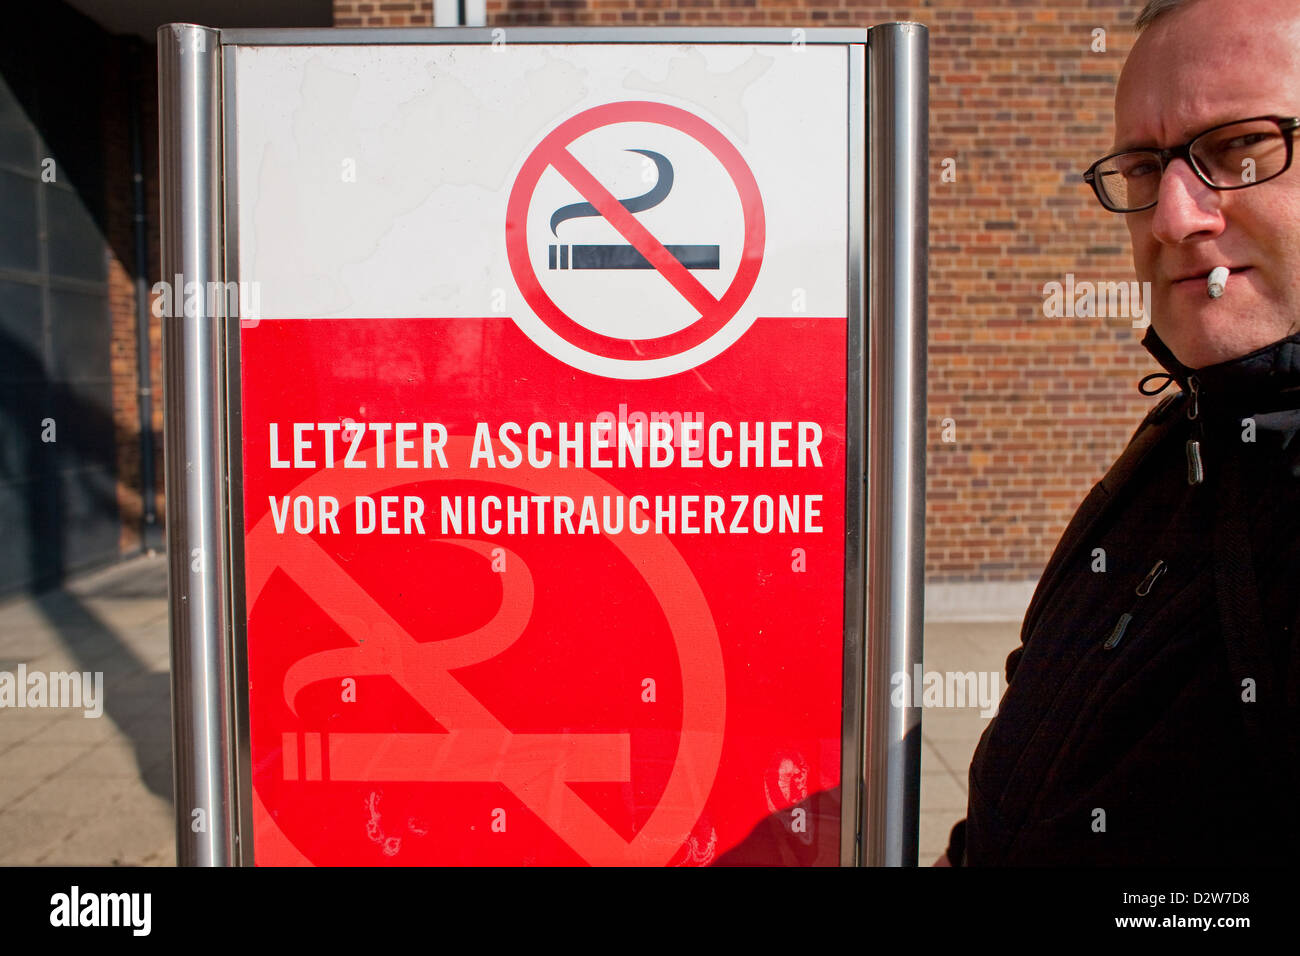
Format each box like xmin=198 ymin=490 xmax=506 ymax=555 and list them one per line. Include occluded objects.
xmin=158 ymin=23 xmax=926 ymax=866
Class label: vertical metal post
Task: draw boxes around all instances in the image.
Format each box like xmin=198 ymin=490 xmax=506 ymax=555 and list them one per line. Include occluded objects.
xmin=840 ymin=40 xmax=868 ymax=867
xmin=158 ymin=23 xmax=236 ymax=866
xmin=863 ymin=21 xmax=928 ymax=866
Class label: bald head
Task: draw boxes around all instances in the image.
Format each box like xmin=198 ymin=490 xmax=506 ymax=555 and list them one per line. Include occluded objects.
xmin=1134 ymin=0 xmax=1196 ymax=31
xmin=1113 ymin=0 xmax=1300 ymax=368
xmin=1118 ymin=0 xmax=1300 ymax=150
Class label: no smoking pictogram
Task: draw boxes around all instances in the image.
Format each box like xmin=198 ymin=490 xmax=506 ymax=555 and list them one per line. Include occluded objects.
xmin=506 ymin=101 xmax=765 ymax=370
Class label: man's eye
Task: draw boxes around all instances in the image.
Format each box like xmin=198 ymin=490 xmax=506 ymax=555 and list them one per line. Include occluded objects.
xmin=1119 ymin=159 xmax=1159 ymax=179
xmin=1210 ymin=131 xmax=1279 ymax=154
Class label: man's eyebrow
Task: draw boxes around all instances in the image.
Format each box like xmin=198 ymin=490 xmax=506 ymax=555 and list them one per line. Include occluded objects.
xmin=1109 ymin=129 xmax=1154 ymax=152
xmin=1112 ymin=113 xmax=1268 ymax=153
xmin=1111 ymin=129 xmax=1166 ymax=152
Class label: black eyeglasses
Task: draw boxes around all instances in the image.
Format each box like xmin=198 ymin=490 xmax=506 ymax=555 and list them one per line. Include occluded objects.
xmin=1083 ymin=115 xmax=1299 ymax=213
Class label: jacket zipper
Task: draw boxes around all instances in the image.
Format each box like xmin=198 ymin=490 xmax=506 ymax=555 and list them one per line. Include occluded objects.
xmin=1104 ymin=376 xmax=1202 ymax=649
xmin=1185 ymin=375 xmax=1204 ymax=485
xmin=1103 ymin=559 xmax=1168 ymax=649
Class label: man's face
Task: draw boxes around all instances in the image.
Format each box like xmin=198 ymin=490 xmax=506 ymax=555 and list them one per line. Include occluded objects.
xmin=1115 ymin=0 xmax=1300 ymax=370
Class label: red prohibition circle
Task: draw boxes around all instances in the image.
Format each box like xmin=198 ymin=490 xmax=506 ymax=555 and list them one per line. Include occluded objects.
xmin=506 ymin=101 xmax=765 ymax=362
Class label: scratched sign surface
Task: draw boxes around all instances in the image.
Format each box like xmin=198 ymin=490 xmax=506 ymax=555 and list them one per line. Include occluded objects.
xmin=232 ymin=42 xmax=851 ymax=865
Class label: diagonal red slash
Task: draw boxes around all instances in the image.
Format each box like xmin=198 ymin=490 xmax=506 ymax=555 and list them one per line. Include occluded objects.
xmin=545 ymin=144 xmax=720 ymax=317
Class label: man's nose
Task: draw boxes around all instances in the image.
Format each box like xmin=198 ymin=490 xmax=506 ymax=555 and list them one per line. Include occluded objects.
xmin=1149 ymin=157 xmax=1225 ymax=244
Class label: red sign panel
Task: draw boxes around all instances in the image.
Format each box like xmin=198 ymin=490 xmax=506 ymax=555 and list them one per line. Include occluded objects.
xmin=239 ymin=315 xmax=846 ymax=865
xmin=237 ymin=91 xmax=847 ymax=864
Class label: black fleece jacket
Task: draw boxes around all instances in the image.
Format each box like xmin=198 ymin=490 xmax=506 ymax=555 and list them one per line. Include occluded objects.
xmin=946 ymin=327 xmax=1300 ymax=865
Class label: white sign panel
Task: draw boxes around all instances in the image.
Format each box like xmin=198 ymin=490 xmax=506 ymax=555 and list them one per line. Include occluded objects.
xmin=232 ymin=42 xmax=848 ymax=378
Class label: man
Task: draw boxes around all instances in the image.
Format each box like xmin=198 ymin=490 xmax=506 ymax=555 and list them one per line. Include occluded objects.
xmin=940 ymin=0 xmax=1300 ymax=865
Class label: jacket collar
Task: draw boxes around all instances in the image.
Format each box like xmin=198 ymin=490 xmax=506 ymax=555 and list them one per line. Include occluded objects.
xmin=1141 ymin=326 xmax=1300 ymax=412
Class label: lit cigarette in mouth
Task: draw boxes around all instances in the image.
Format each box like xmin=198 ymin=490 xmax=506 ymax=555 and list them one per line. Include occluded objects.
xmin=1207 ymin=266 xmax=1229 ymax=299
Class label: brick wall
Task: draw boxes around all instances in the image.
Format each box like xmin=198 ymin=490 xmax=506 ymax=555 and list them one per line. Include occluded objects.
xmin=104 ymin=41 xmax=138 ymax=555
xmin=332 ymin=0 xmax=1156 ymax=584
xmin=105 ymin=40 xmax=163 ymax=557
xmin=335 ymin=2 xmax=434 ymax=25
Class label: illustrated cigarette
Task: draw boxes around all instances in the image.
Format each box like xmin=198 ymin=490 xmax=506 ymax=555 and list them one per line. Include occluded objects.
xmin=1207 ymin=266 xmax=1229 ymax=299
xmin=548 ymin=243 xmax=720 ymax=270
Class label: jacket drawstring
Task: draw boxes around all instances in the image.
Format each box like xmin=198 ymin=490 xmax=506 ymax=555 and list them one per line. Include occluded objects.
xmin=1139 ymin=371 xmax=1175 ymax=396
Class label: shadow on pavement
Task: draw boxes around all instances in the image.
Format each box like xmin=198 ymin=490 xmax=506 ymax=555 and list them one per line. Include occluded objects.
xmin=31 ymin=562 xmax=173 ymax=806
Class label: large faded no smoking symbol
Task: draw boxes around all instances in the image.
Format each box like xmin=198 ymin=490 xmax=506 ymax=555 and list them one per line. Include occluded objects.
xmin=245 ymin=437 xmax=727 ymax=865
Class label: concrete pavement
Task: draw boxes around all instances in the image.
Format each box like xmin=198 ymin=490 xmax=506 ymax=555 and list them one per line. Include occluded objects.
xmin=0 ymin=553 xmax=1020 ymax=866
xmin=0 ymin=554 xmax=172 ymax=865
xmin=918 ymin=620 xmax=1021 ymax=864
